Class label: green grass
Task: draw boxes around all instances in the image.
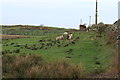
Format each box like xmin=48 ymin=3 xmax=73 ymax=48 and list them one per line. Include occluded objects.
xmin=2 ymin=28 xmax=113 ymax=74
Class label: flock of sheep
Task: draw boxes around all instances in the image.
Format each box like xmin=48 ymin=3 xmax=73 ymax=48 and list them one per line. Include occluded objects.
xmin=56 ymin=32 xmax=73 ymax=41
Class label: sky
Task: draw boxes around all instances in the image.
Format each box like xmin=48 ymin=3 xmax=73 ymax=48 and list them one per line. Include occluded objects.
xmin=118 ymin=1 xmax=120 ymax=19
xmin=0 ymin=0 xmax=119 ymax=29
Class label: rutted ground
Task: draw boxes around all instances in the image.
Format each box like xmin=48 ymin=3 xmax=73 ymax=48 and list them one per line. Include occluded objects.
xmin=1 ymin=34 xmax=31 ymax=39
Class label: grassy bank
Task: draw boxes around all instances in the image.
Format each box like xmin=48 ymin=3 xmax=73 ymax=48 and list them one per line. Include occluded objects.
xmin=2 ymin=25 xmax=117 ymax=78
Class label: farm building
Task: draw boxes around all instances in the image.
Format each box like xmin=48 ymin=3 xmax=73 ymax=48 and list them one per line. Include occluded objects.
xmin=79 ymin=25 xmax=86 ymax=30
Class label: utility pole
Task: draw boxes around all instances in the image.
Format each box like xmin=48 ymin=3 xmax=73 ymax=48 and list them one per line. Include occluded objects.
xmin=79 ymin=19 xmax=82 ymax=29
xmin=95 ymin=0 xmax=98 ymax=25
xmin=89 ymin=16 xmax=91 ymax=27
xmin=80 ymin=19 xmax=82 ymax=25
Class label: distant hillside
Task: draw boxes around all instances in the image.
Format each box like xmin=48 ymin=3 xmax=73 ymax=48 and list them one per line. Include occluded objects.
xmin=2 ymin=25 xmax=79 ymax=31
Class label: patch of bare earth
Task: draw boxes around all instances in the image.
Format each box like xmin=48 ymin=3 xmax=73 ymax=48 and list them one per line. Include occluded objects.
xmin=0 ymin=34 xmax=31 ymax=40
xmin=88 ymin=71 xmax=118 ymax=78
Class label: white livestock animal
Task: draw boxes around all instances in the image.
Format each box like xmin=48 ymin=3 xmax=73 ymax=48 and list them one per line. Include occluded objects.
xmin=56 ymin=35 xmax=64 ymax=40
xmin=63 ymin=32 xmax=69 ymax=40
xmin=68 ymin=33 xmax=73 ymax=40
xmin=63 ymin=32 xmax=68 ymax=35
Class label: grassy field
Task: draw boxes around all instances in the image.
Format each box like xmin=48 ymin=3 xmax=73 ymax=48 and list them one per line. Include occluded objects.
xmin=2 ymin=26 xmax=114 ymax=76
xmin=2 ymin=28 xmax=113 ymax=72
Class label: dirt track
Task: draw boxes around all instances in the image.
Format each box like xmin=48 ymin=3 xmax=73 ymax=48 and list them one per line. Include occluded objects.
xmin=0 ymin=34 xmax=31 ymax=39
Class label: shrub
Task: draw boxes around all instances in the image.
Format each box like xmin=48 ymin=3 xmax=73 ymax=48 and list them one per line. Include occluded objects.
xmin=2 ymin=54 xmax=84 ymax=78
xmin=26 ymin=60 xmax=84 ymax=78
xmin=2 ymin=54 xmax=43 ymax=78
xmin=106 ymin=25 xmax=118 ymax=45
xmin=97 ymin=22 xmax=107 ymax=34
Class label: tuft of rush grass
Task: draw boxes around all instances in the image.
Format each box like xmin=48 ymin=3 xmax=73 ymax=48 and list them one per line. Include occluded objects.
xmin=2 ymin=54 xmax=43 ymax=78
xmin=105 ymin=24 xmax=119 ymax=75
xmin=2 ymin=54 xmax=85 ymax=78
xmin=107 ymin=51 xmax=118 ymax=73
xmin=27 ymin=60 xmax=84 ymax=78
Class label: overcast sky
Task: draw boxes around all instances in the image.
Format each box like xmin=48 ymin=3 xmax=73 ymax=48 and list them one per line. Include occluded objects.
xmin=0 ymin=0 xmax=119 ymax=29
